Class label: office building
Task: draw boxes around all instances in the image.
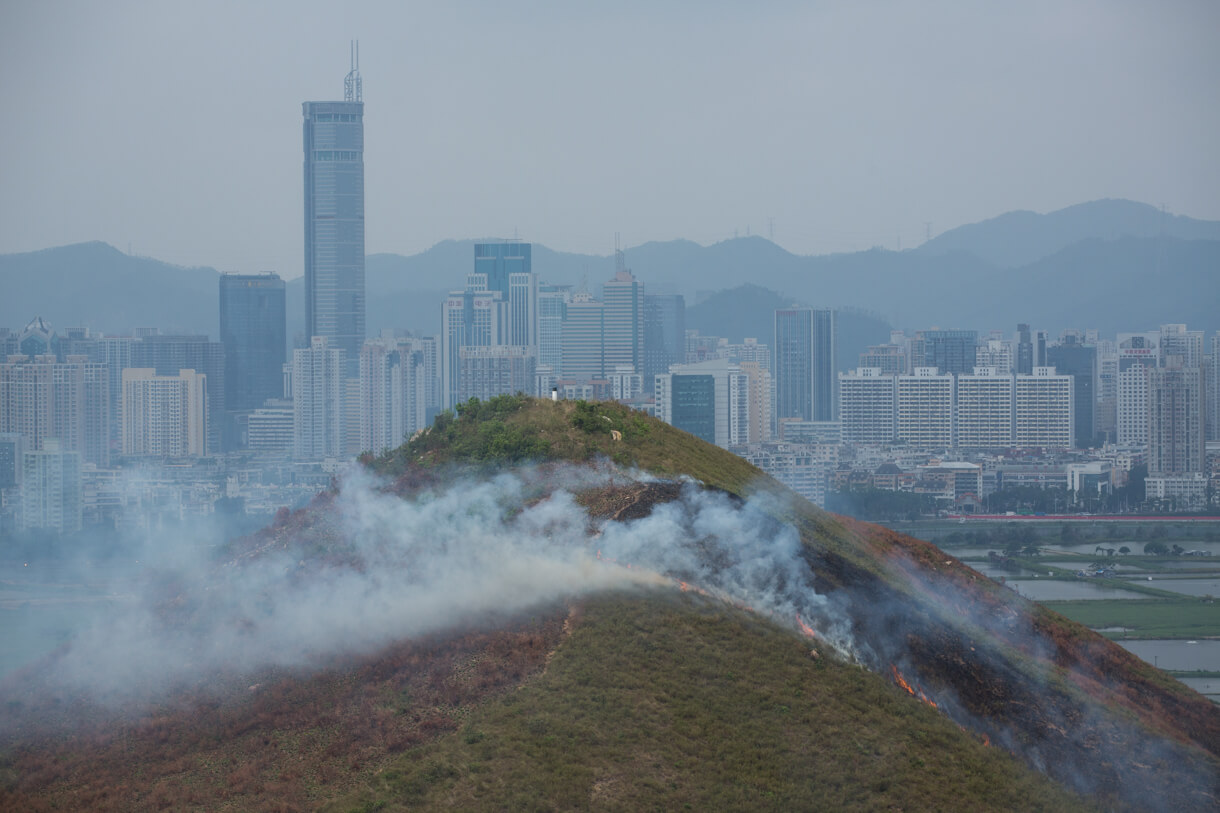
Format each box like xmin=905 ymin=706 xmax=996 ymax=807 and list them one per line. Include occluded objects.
xmin=473 ymin=243 xmax=536 ymax=347
xmin=774 ymin=307 xmax=837 ymax=424
xmin=537 ymin=284 xmax=570 ymax=374
xmin=1047 ymin=332 xmax=1096 ymax=447
xmin=654 ymin=359 xmax=750 ymax=449
xmin=247 ymin=400 xmax=294 ymax=453
xmin=21 ymin=438 xmax=81 ymax=533
xmin=601 ymin=267 xmax=645 ymax=377
xmin=1160 ymin=324 xmax=1204 ymax=368
xmin=303 ymin=55 xmax=365 ymax=378
xmin=975 ymin=337 xmax=1013 ymax=374
xmin=1016 ymin=324 xmax=1034 ymax=375
xmin=441 ymin=289 xmax=507 ymax=408
xmin=220 ymin=273 xmax=287 ymax=413
xmin=737 ymin=360 xmax=772 ymax=442
xmin=121 ymin=368 xmax=209 ymax=458
xmin=643 ymin=292 xmax=685 ymax=395
xmin=914 ymin=329 xmax=978 ymax=376
xmin=293 ymin=337 xmax=345 ymax=460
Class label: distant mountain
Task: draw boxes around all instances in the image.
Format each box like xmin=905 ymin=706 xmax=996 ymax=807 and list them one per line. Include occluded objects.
xmin=916 ymin=198 xmax=1220 ymax=268
xmin=686 ymin=285 xmax=893 ymax=372
xmin=3 ymin=200 xmax=1217 ymax=341
xmin=0 ymin=242 xmax=220 ymax=337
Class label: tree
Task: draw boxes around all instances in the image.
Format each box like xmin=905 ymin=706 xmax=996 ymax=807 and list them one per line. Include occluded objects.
xmin=1143 ymin=541 xmax=1169 ymax=556
xmin=1118 ymin=546 xmax=1130 ymax=555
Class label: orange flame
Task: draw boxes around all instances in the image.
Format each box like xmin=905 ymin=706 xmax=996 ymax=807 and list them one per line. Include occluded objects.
xmin=891 ymin=664 xmax=938 ymax=709
xmin=795 ymin=614 xmax=817 ymax=639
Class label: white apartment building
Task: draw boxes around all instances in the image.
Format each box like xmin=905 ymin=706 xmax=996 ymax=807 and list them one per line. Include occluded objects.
xmin=21 ymin=438 xmax=82 ymax=532
xmin=121 ymin=368 xmax=208 ymax=457
xmin=360 ymin=338 xmax=430 ymax=456
xmin=895 ymin=368 xmax=954 ymax=449
xmin=839 ymin=368 xmax=896 ymax=445
xmin=1013 ymin=367 xmax=1074 ymax=448
xmin=955 ymin=367 xmax=1014 ymax=448
xmin=293 ymin=337 xmax=345 ymax=461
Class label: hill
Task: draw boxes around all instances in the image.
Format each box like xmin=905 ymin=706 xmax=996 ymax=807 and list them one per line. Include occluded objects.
xmin=2 ymin=397 xmax=1216 ymax=811
xmin=4 ymin=200 xmax=1216 ymax=340
xmin=916 ymin=198 xmax=1220 ymax=268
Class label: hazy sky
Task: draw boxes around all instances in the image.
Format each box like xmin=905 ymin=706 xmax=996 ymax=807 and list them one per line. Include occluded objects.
xmin=2 ymin=1 xmax=1217 ymax=277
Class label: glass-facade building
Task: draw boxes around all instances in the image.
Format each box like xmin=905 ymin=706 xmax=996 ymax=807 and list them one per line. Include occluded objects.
xmin=303 ymin=100 xmax=365 ymax=378
xmin=219 ymin=274 xmax=286 ymax=412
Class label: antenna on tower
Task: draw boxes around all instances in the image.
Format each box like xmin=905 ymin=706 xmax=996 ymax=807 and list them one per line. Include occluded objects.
xmin=345 ymin=40 xmax=362 ymax=102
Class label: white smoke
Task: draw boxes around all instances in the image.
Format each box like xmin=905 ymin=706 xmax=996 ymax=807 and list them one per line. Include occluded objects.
xmin=11 ymin=464 xmax=850 ymax=705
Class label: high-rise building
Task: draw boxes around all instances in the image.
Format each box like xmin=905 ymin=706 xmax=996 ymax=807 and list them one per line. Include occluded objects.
xmin=811 ymin=309 xmax=838 ymax=421
xmin=0 ymin=353 xmax=109 ymax=468
xmin=1147 ymin=362 xmax=1205 ymax=476
xmin=130 ymin=335 xmax=225 ymax=453
xmin=895 ymin=368 xmax=954 ymax=449
xmin=1160 ymin=324 xmax=1205 ymax=368
xmin=441 ymin=289 xmax=507 ymax=409
xmin=21 ymin=438 xmax=81 ymax=533
xmin=1016 ymin=324 xmax=1034 ymax=375
xmin=1047 ymin=332 xmax=1096 ymax=447
xmin=774 ymin=308 xmax=836 ymax=424
xmin=537 ymin=284 xmax=570 ymax=374
xmin=121 ymin=368 xmax=209 ymax=458
xmin=839 ymin=368 xmax=897 ymax=445
xmin=303 ymin=53 xmax=365 ymax=378
xmin=955 ymin=368 xmax=1015 ymax=448
xmin=0 ymin=432 xmax=23 ymax=489
xmin=654 ymin=359 xmax=750 ymax=449
xmin=602 ymin=266 xmax=645 ymax=377
xmin=915 ymin=328 xmax=978 ymax=376
xmin=473 ymin=242 xmax=535 ymax=345
xmin=1209 ymin=333 xmax=1220 ymax=442
xmin=293 ymin=337 xmax=345 ymax=460
xmin=975 ymin=338 xmax=1014 ymax=374
xmin=643 ymin=293 xmax=685 ymax=395
xmin=774 ymin=308 xmax=812 ymax=422
xmin=359 ymin=337 xmax=431 ymax=455
xmin=220 ymin=273 xmax=286 ymax=412
xmin=1013 ymin=367 xmax=1074 ymax=449
xmin=457 ymin=345 xmax=536 ymax=405
xmin=1116 ymin=332 xmax=1160 ymax=446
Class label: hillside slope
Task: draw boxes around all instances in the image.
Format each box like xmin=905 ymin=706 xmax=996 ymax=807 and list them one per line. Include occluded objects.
xmin=1 ymin=397 xmax=1216 ymax=811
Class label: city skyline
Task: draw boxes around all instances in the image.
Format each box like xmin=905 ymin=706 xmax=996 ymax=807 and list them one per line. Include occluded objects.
xmin=3 ymin=2 xmax=1218 ymax=277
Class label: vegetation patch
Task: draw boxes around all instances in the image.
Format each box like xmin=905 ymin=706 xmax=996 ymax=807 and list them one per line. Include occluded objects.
xmin=328 ymin=593 xmax=1091 ymax=813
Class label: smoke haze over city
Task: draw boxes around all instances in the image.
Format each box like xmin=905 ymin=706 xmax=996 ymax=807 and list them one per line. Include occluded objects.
xmin=2 ymin=1 xmax=1219 ymax=273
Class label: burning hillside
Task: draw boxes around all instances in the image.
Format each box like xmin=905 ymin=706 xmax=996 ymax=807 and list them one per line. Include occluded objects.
xmin=1 ymin=396 xmax=1216 ymax=811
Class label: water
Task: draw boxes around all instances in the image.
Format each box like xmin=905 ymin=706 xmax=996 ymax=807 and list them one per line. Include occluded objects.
xmin=1177 ymin=677 xmax=1220 ymax=705
xmin=1005 ymin=579 xmax=1152 ymax=601
xmin=1118 ymin=639 xmax=1220 ymax=672
xmin=1120 ymin=578 xmax=1220 ymax=598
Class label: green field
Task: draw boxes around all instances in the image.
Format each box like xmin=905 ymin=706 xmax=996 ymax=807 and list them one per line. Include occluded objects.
xmin=1043 ymin=599 xmax=1220 ymax=639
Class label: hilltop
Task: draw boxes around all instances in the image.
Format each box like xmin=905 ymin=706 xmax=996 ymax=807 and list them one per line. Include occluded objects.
xmin=1 ymin=397 xmax=1217 ymax=811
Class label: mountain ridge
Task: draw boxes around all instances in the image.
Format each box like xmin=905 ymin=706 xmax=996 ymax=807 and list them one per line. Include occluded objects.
xmin=3 ymin=199 xmax=1216 ymax=339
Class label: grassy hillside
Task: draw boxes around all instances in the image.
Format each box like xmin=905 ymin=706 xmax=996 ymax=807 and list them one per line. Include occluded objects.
xmin=2 ymin=395 xmax=1216 ymax=811
xmin=329 ymin=593 xmax=1090 ymax=812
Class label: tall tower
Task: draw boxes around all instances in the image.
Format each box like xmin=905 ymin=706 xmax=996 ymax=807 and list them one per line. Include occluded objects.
xmin=304 ymin=44 xmax=365 ymax=378
xmin=219 ymin=273 xmax=286 ymax=412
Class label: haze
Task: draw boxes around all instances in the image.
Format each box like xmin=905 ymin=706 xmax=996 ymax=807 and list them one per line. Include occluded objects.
xmin=2 ymin=1 xmax=1218 ymax=276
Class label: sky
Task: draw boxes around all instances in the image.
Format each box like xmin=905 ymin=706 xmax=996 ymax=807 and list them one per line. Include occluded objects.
xmin=1 ymin=1 xmax=1218 ymax=278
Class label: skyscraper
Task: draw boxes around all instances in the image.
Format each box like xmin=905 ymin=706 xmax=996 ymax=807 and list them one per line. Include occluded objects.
xmin=293 ymin=337 xmax=345 ymax=460
xmin=774 ymin=307 xmax=837 ymax=423
xmin=915 ymin=328 xmax=978 ymax=376
xmin=303 ymin=50 xmax=365 ymax=378
xmin=643 ymin=293 xmax=685 ymax=394
xmin=1047 ymin=332 xmax=1097 ymax=447
xmin=220 ymin=273 xmax=286 ymax=412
